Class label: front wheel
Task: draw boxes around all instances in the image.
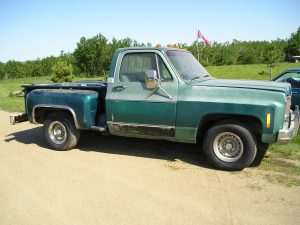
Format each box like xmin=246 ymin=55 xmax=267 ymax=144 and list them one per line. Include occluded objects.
xmin=44 ymin=112 xmax=80 ymax=150
xmin=203 ymin=122 xmax=257 ymax=171
xmin=250 ymin=142 xmax=269 ymax=167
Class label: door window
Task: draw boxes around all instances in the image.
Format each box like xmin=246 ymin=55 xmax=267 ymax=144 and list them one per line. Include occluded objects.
xmin=119 ymin=53 xmax=156 ymax=83
xmin=119 ymin=52 xmax=173 ymax=83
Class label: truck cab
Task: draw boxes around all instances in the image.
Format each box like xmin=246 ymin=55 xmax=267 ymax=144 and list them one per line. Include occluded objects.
xmin=11 ymin=47 xmax=300 ymax=171
xmin=106 ymin=48 xmax=180 ymax=139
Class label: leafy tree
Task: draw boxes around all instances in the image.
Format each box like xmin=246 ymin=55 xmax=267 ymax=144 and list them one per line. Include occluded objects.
xmin=1 ymin=27 xmax=300 ymax=79
xmin=4 ymin=60 xmax=26 ymax=79
xmin=51 ymin=60 xmax=74 ymax=82
xmin=285 ymin=27 xmax=300 ymax=61
xmin=264 ymin=42 xmax=285 ymax=79
xmin=40 ymin=56 xmax=60 ymax=77
xmin=73 ymin=34 xmax=144 ymax=77
xmin=24 ymin=60 xmax=43 ymax=77
xmin=0 ymin=62 xmax=5 ymax=80
xmin=73 ymin=34 xmax=109 ymax=77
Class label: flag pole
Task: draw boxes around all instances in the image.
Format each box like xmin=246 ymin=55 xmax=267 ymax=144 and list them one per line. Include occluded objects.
xmin=196 ymin=29 xmax=209 ymax=62
xmin=196 ymin=29 xmax=200 ymax=62
xmin=197 ymin=41 xmax=200 ymax=62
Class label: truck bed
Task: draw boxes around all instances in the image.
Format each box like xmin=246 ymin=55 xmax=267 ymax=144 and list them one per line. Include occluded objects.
xmin=22 ymin=80 xmax=107 ymax=92
xmin=23 ymin=80 xmax=108 ymax=115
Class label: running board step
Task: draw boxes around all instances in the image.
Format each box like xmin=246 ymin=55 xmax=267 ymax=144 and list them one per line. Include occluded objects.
xmin=91 ymin=126 xmax=107 ymax=132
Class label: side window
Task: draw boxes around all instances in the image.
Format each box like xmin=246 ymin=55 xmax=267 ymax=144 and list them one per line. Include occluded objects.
xmin=119 ymin=53 xmax=157 ymax=83
xmin=157 ymin=56 xmax=173 ymax=82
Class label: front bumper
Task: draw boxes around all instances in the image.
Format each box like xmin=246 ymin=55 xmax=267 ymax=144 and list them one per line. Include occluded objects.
xmin=277 ymin=105 xmax=300 ymax=144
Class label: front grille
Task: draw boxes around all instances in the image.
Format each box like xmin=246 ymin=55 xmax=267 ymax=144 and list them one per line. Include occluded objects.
xmin=285 ymin=97 xmax=292 ymax=122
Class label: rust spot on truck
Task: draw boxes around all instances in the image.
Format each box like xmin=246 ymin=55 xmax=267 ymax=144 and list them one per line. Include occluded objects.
xmin=112 ymin=123 xmax=175 ymax=137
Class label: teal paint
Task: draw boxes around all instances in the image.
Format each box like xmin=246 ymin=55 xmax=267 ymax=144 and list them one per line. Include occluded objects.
xmin=23 ymin=47 xmax=295 ymax=145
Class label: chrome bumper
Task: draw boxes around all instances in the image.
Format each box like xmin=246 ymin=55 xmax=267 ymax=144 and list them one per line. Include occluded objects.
xmin=277 ymin=105 xmax=300 ymax=144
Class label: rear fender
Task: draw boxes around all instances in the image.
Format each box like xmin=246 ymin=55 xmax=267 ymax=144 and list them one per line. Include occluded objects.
xmin=32 ymin=104 xmax=80 ymax=129
xmin=26 ymin=89 xmax=99 ymax=129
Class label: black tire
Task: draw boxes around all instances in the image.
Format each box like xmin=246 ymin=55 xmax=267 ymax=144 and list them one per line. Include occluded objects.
xmin=43 ymin=112 xmax=80 ymax=150
xmin=250 ymin=142 xmax=269 ymax=167
xmin=203 ymin=122 xmax=257 ymax=171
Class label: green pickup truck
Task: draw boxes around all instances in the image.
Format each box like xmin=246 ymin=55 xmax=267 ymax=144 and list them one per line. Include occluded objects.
xmin=11 ymin=47 xmax=300 ymax=171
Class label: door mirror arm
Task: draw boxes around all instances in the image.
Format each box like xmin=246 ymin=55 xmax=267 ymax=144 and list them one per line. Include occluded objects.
xmin=145 ymin=70 xmax=172 ymax=100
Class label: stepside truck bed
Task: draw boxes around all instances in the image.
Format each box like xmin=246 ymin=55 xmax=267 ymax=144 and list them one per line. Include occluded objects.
xmin=23 ymin=81 xmax=108 ymax=114
xmin=16 ymin=81 xmax=108 ymax=129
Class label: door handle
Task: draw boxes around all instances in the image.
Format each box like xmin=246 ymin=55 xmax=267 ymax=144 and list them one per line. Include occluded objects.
xmin=113 ymin=85 xmax=127 ymax=90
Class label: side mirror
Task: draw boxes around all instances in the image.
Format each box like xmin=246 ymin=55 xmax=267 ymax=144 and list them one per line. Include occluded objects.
xmin=145 ymin=70 xmax=159 ymax=89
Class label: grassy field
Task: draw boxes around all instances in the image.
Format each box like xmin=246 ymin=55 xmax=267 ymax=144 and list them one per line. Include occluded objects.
xmin=0 ymin=76 xmax=51 ymax=112
xmin=206 ymin=62 xmax=300 ymax=80
xmin=1 ymin=63 xmax=300 ymax=181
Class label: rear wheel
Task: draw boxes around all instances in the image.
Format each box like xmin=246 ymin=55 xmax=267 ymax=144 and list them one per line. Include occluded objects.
xmin=44 ymin=112 xmax=80 ymax=150
xmin=203 ymin=122 xmax=257 ymax=171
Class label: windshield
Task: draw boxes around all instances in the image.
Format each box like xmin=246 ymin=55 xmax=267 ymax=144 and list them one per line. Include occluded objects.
xmin=166 ymin=50 xmax=210 ymax=80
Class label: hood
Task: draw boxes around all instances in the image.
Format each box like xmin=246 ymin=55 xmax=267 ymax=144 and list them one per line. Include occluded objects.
xmin=189 ymin=78 xmax=292 ymax=96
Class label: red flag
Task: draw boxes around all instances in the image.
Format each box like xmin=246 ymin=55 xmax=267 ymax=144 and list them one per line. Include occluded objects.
xmin=197 ymin=30 xmax=201 ymax=39
xmin=197 ymin=30 xmax=209 ymax=46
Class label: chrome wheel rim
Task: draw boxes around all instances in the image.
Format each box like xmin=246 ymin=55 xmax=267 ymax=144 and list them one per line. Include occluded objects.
xmin=49 ymin=121 xmax=67 ymax=145
xmin=213 ymin=132 xmax=244 ymax=162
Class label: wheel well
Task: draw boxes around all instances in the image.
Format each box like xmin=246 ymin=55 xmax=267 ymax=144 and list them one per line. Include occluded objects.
xmin=34 ymin=108 xmax=74 ymax=125
xmin=197 ymin=114 xmax=263 ymax=143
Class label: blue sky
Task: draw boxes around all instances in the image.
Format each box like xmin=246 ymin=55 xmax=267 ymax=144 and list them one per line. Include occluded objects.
xmin=0 ymin=0 xmax=299 ymax=62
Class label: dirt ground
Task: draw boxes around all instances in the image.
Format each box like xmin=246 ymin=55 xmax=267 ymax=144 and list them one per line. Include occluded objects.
xmin=0 ymin=110 xmax=299 ymax=225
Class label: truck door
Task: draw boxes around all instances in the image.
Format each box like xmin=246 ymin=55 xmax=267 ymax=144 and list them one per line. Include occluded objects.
xmin=108 ymin=50 xmax=178 ymax=137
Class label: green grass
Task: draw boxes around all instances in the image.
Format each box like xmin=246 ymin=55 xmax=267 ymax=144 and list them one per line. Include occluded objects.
xmin=206 ymin=62 xmax=300 ymax=80
xmin=262 ymin=173 xmax=300 ymax=187
xmin=0 ymin=76 xmax=52 ymax=112
xmin=257 ymin=135 xmax=300 ymax=182
xmin=268 ymin=135 xmax=300 ymax=160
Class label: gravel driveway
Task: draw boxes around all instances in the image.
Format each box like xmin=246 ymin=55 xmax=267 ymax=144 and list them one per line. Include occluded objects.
xmin=0 ymin=110 xmax=299 ymax=225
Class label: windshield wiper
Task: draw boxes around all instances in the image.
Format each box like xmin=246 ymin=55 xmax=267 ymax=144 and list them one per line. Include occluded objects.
xmin=190 ymin=76 xmax=200 ymax=81
xmin=190 ymin=74 xmax=210 ymax=81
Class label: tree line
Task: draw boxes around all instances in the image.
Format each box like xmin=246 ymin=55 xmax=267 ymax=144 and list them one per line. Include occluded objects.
xmin=1 ymin=27 xmax=299 ymax=80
